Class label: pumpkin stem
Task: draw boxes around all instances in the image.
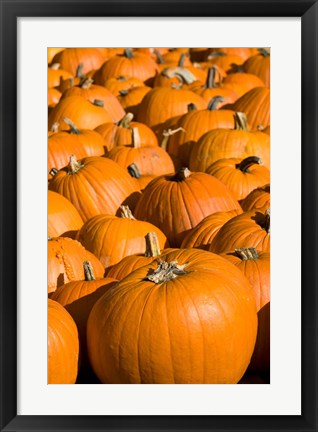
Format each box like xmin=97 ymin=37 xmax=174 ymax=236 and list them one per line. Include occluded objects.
xmin=171 ymin=82 xmax=183 ymax=90
xmin=188 ymin=103 xmax=197 ymax=111
xmin=162 ymin=67 xmax=196 ymax=85
xmin=93 ymin=99 xmax=104 ymax=107
xmin=68 ymin=155 xmax=84 ymax=174
xmin=208 ymin=51 xmax=226 ymax=59
xmin=234 ymin=112 xmax=249 ymax=131
xmin=131 ymin=128 xmax=141 ymax=148
xmin=118 ymin=112 xmax=134 ymax=128
xmin=207 ymin=95 xmax=224 ymax=110
xmin=49 ymin=168 xmax=58 ymax=177
xmin=161 ymin=127 xmax=185 ymax=150
xmin=154 ymin=49 xmax=165 ymax=64
xmin=120 ymin=205 xmax=136 ymax=220
xmin=124 ymin=48 xmax=134 ymax=58
xmin=178 ymin=53 xmax=186 ymax=67
xmin=50 ymin=122 xmax=59 ymax=133
xmin=236 ymin=156 xmax=261 ymax=172
xmin=83 ymin=261 xmax=96 ymax=281
xmin=76 ymin=63 xmax=85 ymax=78
xmin=63 ymin=117 xmax=81 ymax=134
xmin=80 ymin=77 xmax=94 ymax=89
xmin=258 ymin=48 xmax=270 ymax=57
xmin=234 ymin=247 xmax=259 ymax=260
xmin=117 ymin=76 xmax=127 ymax=82
xmin=127 ymin=163 xmax=141 ymax=179
xmin=50 ymin=63 xmax=60 ymax=70
xmin=171 ymin=167 xmax=191 ymax=181
xmin=257 ymin=124 xmax=265 ymax=131
xmin=206 ymin=66 xmax=218 ymax=89
xmin=147 ymin=260 xmax=188 ymax=284
xmin=119 ymin=89 xmax=128 ymax=96
xmin=145 ymin=232 xmax=161 ymax=257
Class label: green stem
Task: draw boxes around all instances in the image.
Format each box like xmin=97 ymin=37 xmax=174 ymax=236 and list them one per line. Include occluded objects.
xmin=83 ymin=261 xmax=96 ymax=281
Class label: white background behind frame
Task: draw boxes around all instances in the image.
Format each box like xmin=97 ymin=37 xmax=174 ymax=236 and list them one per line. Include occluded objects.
xmin=17 ymin=17 xmax=301 ymax=415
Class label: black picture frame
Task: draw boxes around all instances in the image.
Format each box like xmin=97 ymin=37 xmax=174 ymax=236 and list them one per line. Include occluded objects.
xmin=0 ymin=1 xmax=317 ymax=431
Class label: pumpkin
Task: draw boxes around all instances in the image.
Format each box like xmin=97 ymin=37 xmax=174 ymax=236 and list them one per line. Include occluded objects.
xmin=243 ymin=48 xmax=270 ymax=87
xmin=48 ymin=63 xmax=73 ymax=88
xmin=209 ymin=48 xmax=258 ymax=62
xmin=211 ymin=209 xmax=270 ymax=254
xmin=205 ymin=156 xmax=270 ymax=201
xmin=48 ymin=118 xmax=106 ymax=174
xmin=180 ymin=210 xmax=239 ymax=250
xmin=102 ymin=75 xmax=145 ymax=96
xmin=87 ymin=248 xmax=257 ymax=384
xmin=48 ymin=237 xmax=105 ymax=294
xmin=228 ymin=87 xmax=270 ymax=130
xmin=206 ymin=52 xmax=245 ymax=73
xmin=107 ymin=128 xmax=174 ymax=176
xmin=48 ymin=88 xmax=62 ymax=108
xmin=105 ymin=231 xmax=164 ymax=279
xmin=241 ymin=184 xmax=270 ymax=212
xmin=167 ymin=96 xmax=236 ymax=165
xmin=222 ymin=72 xmax=265 ymax=98
xmin=48 ymin=48 xmax=65 ymax=64
xmin=50 ymin=262 xmax=117 ymax=367
xmin=60 ymin=77 xmax=125 ymax=122
xmin=51 ymin=48 xmax=105 ymax=76
xmin=161 ymin=50 xmax=192 ymax=67
xmin=49 ymin=155 xmax=141 ymax=221
xmin=189 ymin=112 xmax=270 ymax=171
xmin=94 ymin=113 xmax=158 ymax=152
xmin=77 ymin=206 xmax=169 ymax=268
xmin=127 ymin=163 xmax=157 ymax=191
xmin=117 ymin=86 xmax=152 ymax=116
xmin=134 ymin=167 xmax=242 ymax=247
xmin=137 ymin=85 xmax=207 ymax=129
xmin=48 ymin=190 xmax=84 ymax=238
xmin=221 ymin=247 xmax=270 ymax=372
xmin=48 ymin=95 xmax=113 ymax=131
xmin=93 ymin=49 xmax=159 ymax=86
xmin=48 ymin=299 xmax=79 ymax=384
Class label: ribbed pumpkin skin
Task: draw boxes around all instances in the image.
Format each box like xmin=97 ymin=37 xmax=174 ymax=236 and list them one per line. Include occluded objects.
xmin=48 ymin=191 xmax=83 ymax=238
xmin=205 ymin=157 xmax=270 ymax=201
xmin=189 ymin=128 xmax=270 ymax=172
xmin=61 ymin=85 xmax=125 ymax=123
xmin=87 ymin=248 xmax=258 ymax=384
xmin=180 ymin=210 xmax=238 ymax=250
xmin=104 ymin=255 xmax=157 ymax=280
xmin=51 ymin=48 xmax=105 ymax=75
xmin=117 ymin=86 xmax=152 ymax=115
xmin=48 ymin=237 xmax=105 ymax=293
xmin=95 ymin=52 xmax=159 ymax=85
xmin=211 ymin=210 xmax=270 ymax=254
xmin=49 ymin=157 xmax=141 ymax=222
xmin=50 ymin=277 xmax=117 ymax=366
xmin=222 ymin=73 xmax=265 ymax=97
xmin=241 ymin=184 xmax=270 ymax=212
xmin=107 ymin=145 xmax=175 ymax=176
xmin=243 ymin=52 xmax=270 ymax=87
xmin=103 ymin=76 xmax=145 ymax=96
xmin=209 ymin=47 xmax=258 ymax=61
xmin=167 ymin=109 xmax=236 ymax=165
xmin=48 ymin=129 xmax=106 ymax=173
xmin=77 ymin=214 xmax=169 ymax=268
xmin=48 ymin=299 xmax=79 ymax=384
xmin=221 ymin=250 xmax=270 ymax=372
xmin=48 ymin=96 xmax=113 ymax=131
xmin=95 ymin=120 xmax=158 ymax=152
xmin=134 ymin=171 xmax=242 ymax=247
xmin=230 ymin=87 xmax=270 ymax=130
xmin=137 ymin=87 xmax=207 ymax=129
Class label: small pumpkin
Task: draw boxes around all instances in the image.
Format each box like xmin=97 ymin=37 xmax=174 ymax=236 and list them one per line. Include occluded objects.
xmin=243 ymin=48 xmax=270 ymax=87
xmin=48 ymin=190 xmax=83 ymax=238
xmin=77 ymin=206 xmax=169 ymax=268
xmin=205 ymin=156 xmax=270 ymax=201
xmin=134 ymin=167 xmax=242 ymax=247
xmin=117 ymin=86 xmax=152 ymax=116
xmin=48 ymin=299 xmax=79 ymax=384
xmin=51 ymin=48 xmax=105 ymax=76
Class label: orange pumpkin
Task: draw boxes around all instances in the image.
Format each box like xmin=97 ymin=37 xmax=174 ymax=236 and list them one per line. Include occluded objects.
xmin=102 ymin=75 xmax=145 ymax=96
xmin=127 ymin=163 xmax=157 ymax=191
xmin=134 ymin=167 xmax=242 ymax=247
xmin=211 ymin=209 xmax=270 ymax=254
xmin=243 ymin=48 xmax=270 ymax=87
xmin=77 ymin=206 xmax=169 ymax=268
xmin=205 ymin=156 xmax=270 ymax=201
xmin=117 ymin=86 xmax=152 ymax=116
xmin=241 ymin=184 xmax=270 ymax=212
xmin=48 ymin=190 xmax=83 ymax=238
xmin=48 ymin=299 xmax=79 ymax=384
xmin=48 ymin=63 xmax=72 ymax=88
xmin=48 ymin=48 xmax=65 ymax=64
xmin=87 ymin=248 xmax=257 ymax=383
xmin=222 ymin=72 xmax=265 ymax=97
xmin=49 ymin=155 xmax=141 ymax=221
xmin=51 ymin=48 xmax=105 ymax=76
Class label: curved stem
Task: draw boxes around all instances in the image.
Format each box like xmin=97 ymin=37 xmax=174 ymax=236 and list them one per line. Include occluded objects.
xmin=49 ymin=168 xmax=58 ymax=177
xmin=93 ymin=99 xmax=104 ymax=107
xmin=83 ymin=261 xmax=95 ymax=281
xmin=154 ymin=49 xmax=165 ymax=64
xmin=68 ymin=155 xmax=84 ymax=174
xmin=124 ymin=48 xmax=134 ymax=58
xmin=206 ymin=67 xmax=218 ymax=89
xmin=127 ymin=163 xmax=141 ymax=179
xmin=207 ymin=96 xmax=224 ymax=110
xmin=161 ymin=127 xmax=185 ymax=151
xmin=120 ymin=205 xmax=136 ymax=220
xmin=118 ymin=112 xmax=134 ymax=128
xmin=76 ymin=63 xmax=85 ymax=78
xmin=178 ymin=53 xmax=186 ymax=67
xmin=236 ymin=156 xmax=261 ymax=172
xmin=234 ymin=112 xmax=248 ymax=131
xmin=63 ymin=117 xmax=81 ymax=134
xmin=145 ymin=232 xmax=161 ymax=257
xmin=258 ymin=48 xmax=270 ymax=57
xmin=235 ymin=247 xmax=259 ymax=261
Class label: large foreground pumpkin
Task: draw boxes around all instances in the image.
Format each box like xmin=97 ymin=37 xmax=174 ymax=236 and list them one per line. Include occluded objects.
xmin=87 ymin=248 xmax=257 ymax=384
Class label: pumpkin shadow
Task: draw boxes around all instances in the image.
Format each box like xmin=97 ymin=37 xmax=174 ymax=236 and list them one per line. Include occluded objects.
xmin=118 ymin=191 xmax=142 ymax=215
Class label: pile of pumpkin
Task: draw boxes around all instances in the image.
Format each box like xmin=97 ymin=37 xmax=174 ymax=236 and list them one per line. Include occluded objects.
xmin=47 ymin=47 xmax=270 ymax=385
